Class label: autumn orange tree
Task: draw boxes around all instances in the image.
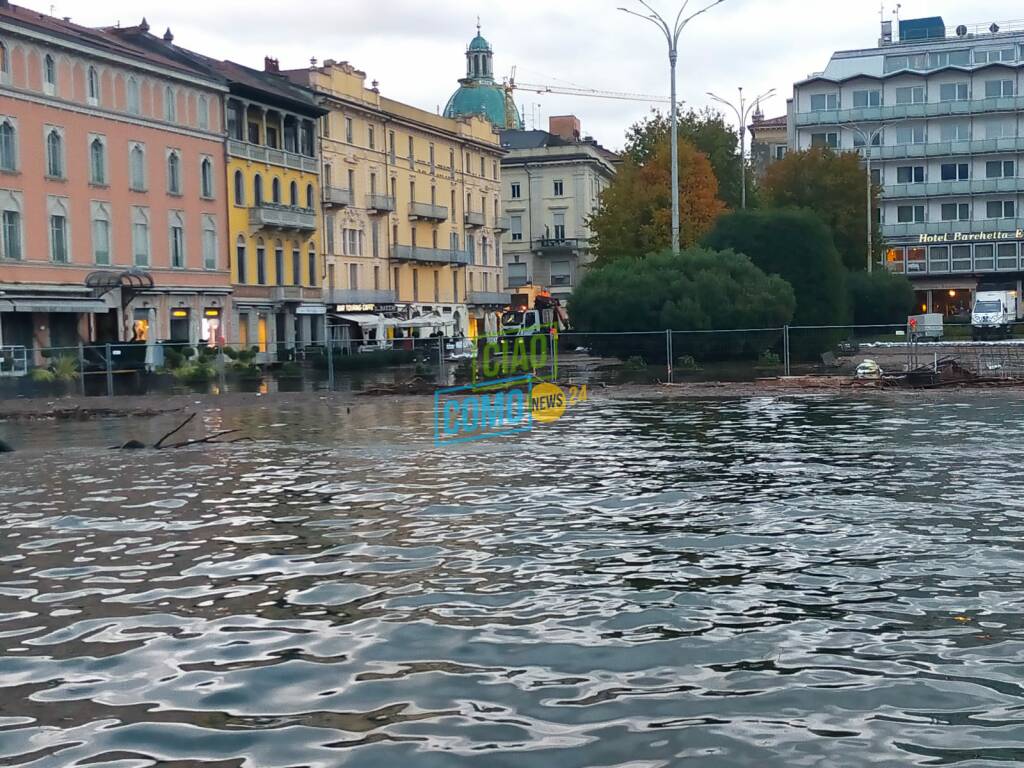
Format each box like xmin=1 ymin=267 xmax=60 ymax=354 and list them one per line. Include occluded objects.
xmin=589 ymin=135 xmax=726 ymax=263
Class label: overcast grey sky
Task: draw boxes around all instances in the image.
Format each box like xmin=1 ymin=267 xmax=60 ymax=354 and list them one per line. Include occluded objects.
xmin=46 ymin=0 xmax=1022 ymax=149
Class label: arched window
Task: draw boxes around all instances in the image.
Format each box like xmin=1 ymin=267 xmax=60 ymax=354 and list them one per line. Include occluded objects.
xmin=43 ymin=54 xmax=56 ymax=91
xmin=236 ymin=235 xmax=247 ymax=283
xmin=306 ymin=183 xmax=314 ymax=209
xmin=87 ymin=66 xmax=100 ymax=104
xmin=289 ymin=180 xmax=298 ymax=206
xmin=234 ymin=170 xmax=245 ymax=205
xmin=167 ymin=151 xmax=181 ymax=194
xmin=274 ymin=239 xmax=284 ymax=284
xmin=0 ymin=41 xmax=9 ymax=81
xmin=126 ymin=77 xmax=140 ymax=114
xmin=169 ymin=211 xmax=185 ymax=268
xmin=129 ymin=144 xmax=146 ymax=190
xmin=253 ymin=174 xmax=263 ymax=205
xmin=307 ymin=245 xmax=317 ymax=286
xmin=291 ymin=241 xmax=300 ymax=285
xmin=45 ymin=129 xmax=63 ymax=178
xmin=0 ymin=119 xmax=16 ymax=172
xmin=200 ymin=157 xmax=214 ymax=198
xmin=89 ymin=137 xmax=105 ymax=184
xmin=271 ymin=177 xmax=281 ymax=204
xmin=198 ymin=95 xmax=209 ymax=130
xmin=164 ymin=86 xmax=176 ymax=122
xmin=48 ymin=197 xmax=69 ymax=263
xmin=256 ymin=237 xmax=266 ymax=285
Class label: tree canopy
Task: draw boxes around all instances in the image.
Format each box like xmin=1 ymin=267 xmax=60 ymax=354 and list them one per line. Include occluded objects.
xmin=702 ymin=208 xmax=849 ymax=329
xmin=590 ymin=135 xmax=725 ymax=263
xmin=624 ymin=107 xmax=752 ymax=209
xmin=762 ymin=148 xmax=881 ymax=272
xmin=847 ymin=270 xmax=916 ymax=326
xmin=569 ymin=247 xmax=795 ymax=360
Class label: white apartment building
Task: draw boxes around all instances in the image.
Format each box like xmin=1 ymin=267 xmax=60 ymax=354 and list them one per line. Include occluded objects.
xmin=792 ymin=15 xmax=1024 ymax=316
xmin=500 ymin=116 xmax=617 ymax=300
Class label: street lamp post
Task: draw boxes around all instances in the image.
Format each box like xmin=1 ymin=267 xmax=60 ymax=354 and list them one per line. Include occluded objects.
xmin=620 ymin=0 xmax=728 ymax=254
xmin=707 ymin=86 xmax=776 ymax=209
xmin=842 ymin=123 xmax=886 ymax=273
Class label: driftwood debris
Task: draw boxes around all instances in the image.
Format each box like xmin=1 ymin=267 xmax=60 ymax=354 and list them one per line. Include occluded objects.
xmin=113 ymin=412 xmax=248 ymax=450
xmin=357 ymin=376 xmax=439 ymax=397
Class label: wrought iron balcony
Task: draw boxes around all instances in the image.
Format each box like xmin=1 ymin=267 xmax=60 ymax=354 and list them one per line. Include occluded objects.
xmin=467 ymin=290 xmax=512 ymax=306
xmin=367 ymin=194 xmax=396 ymax=213
xmin=249 ymin=204 xmax=318 ymax=231
xmin=323 ymin=186 xmax=353 ymax=207
xmin=409 ymin=202 xmax=449 ymax=222
xmin=392 ymin=244 xmax=469 ymax=265
xmin=533 ymin=237 xmax=588 ymax=254
xmin=272 ymin=285 xmax=322 ymax=302
xmin=227 ymin=140 xmax=318 ymax=173
xmin=464 ymin=211 xmax=486 ymax=228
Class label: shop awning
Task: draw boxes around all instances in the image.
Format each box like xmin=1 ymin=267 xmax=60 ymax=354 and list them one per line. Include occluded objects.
xmin=333 ymin=313 xmax=382 ymax=327
xmin=10 ymin=298 xmax=110 ymax=313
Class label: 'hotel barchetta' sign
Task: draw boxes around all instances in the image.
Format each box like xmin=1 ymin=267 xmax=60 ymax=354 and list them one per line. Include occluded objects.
xmin=918 ymin=230 xmax=1024 ymax=243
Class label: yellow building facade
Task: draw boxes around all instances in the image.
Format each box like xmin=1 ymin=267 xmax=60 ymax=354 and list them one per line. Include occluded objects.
xmin=287 ymin=59 xmax=506 ymax=340
xmin=217 ymin=59 xmax=327 ymax=355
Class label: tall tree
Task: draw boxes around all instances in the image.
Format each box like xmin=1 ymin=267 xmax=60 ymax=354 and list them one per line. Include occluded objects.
xmin=763 ymin=148 xmax=882 ymax=272
xmin=624 ymin=107 xmax=753 ymax=209
xmin=590 ymin=135 xmax=725 ymax=263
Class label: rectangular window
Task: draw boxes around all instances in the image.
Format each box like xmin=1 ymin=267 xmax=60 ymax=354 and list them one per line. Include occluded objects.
xmin=551 ymin=259 xmax=571 ymax=286
xmin=371 ymin=219 xmax=380 ymax=258
xmin=274 ymin=246 xmax=284 ymax=284
xmin=170 ymin=223 xmax=184 ymax=268
xmin=408 ymin=136 xmax=414 ymax=169
xmin=237 ymin=240 xmax=247 ymax=283
xmin=896 ymin=166 xmax=925 ymax=183
xmin=852 ymin=89 xmax=881 ymax=107
xmin=368 ymin=126 xmax=375 ymax=150
xmin=998 ymin=242 xmax=1019 ymax=269
xmin=553 ymin=180 xmax=564 ymax=196
xmin=987 ymin=200 xmax=1016 ymax=219
xmin=433 ymin=269 xmax=439 ymax=302
xmin=774 ymin=145 xmax=787 ymax=160
xmin=985 ymin=79 xmax=1015 ymax=98
xmin=553 ymin=212 xmax=566 ymax=241
xmin=809 ymin=93 xmax=839 ymax=110
xmin=133 ymin=220 xmax=149 ymax=266
xmin=389 ymin=131 xmax=396 ymax=164
xmin=256 ymin=244 xmax=266 ymax=285
xmin=976 ymin=47 xmax=1017 ymax=64
xmin=48 ymin=214 xmax=67 ymax=262
xmin=939 ymin=82 xmax=969 ymax=102
xmin=941 ymin=202 xmax=970 ymax=221
xmin=940 ymin=163 xmax=969 ymax=181
xmin=92 ymin=218 xmax=110 ymax=265
xmin=810 ymin=132 xmax=839 ymax=148
xmin=203 ymin=222 xmax=217 ymax=270
xmin=345 ymin=117 xmax=353 ymax=143
xmin=348 ymin=263 xmax=358 ymax=290
xmin=326 ymin=213 xmax=335 ymax=254
xmin=986 ymin=160 xmax=1015 ymax=178
xmin=897 ymin=205 xmax=925 ymax=223
xmin=508 ymin=262 xmax=528 ymax=286
xmin=896 ymin=126 xmax=925 ymax=145
xmin=853 ymin=132 xmax=881 ymax=147
xmin=2 ymin=210 xmax=22 ymax=260
xmin=429 ymin=143 xmax=435 ymax=173
xmin=975 ymin=244 xmax=996 ymax=271
xmin=511 ymin=215 xmax=523 ymax=241
xmin=374 ymin=265 xmax=380 ymax=290
xmin=940 ymin=122 xmax=970 ymax=142
xmin=291 ymin=247 xmax=300 ymax=285
xmin=984 ymin=120 xmax=1015 ymax=140
xmin=895 ymin=85 xmax=926 ymax=104
xmin=511 ymin=182 xmax=521 ymax=199
xmin=308 ymin=252 xmax=316 ymax=286
xmin=412 ymin=270 xmax=419 ymax=301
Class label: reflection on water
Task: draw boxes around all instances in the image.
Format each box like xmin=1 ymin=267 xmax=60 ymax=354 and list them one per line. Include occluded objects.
xmin=1 ymin=394 xmax=1024 ymax=767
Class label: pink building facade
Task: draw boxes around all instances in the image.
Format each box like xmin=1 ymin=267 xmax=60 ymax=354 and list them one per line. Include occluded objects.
xmin=0 ymin=5 xmax=231 ymax=354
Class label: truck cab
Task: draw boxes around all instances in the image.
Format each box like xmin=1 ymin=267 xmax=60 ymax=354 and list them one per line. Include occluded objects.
xmin=972 ymin=290 xmax=1018 ymax=339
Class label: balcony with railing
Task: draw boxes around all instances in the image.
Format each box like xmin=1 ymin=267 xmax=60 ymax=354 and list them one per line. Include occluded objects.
xmin=367 ymin=194 xmax=396 ymax=213
xmin=392 ymin=244 xmax=470 ymax=265
xmin=860 ymin=136 xmax=1024 ymax=161
xmin=249 ymin=204 xmax=318 ymax=231
xmin=323 ymin=187 xmax=353 ymax=207
xmin=881 ymin=217 xmax=1024 ymax=239
xmin=228 ymin=140 xmax=319 ymax=173
xmin=533 ymin=237 xmax=589 ymax=254
xmin=467 ymin=290 xmax=512 ymax=306
xmin=326 ymin=288 xmax=397 ymax=305
xmin=409 ymin=202 xmax=449 ymax=222
xmin=464 ymin=210 xmax=486 ymax=228
xmin=883 ymin=177 xmax=1024 ymax=199
xmin=494 ymin=216 xmax=511 ymax=232
xmin=272 ymin=285 xmax=322 ymax=302
xmin=795 ymin=95 xmax=1024 ymax=127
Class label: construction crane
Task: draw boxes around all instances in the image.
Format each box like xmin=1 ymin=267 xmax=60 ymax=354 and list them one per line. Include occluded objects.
xmin=503 ymin=67 xmax=671 ymax=105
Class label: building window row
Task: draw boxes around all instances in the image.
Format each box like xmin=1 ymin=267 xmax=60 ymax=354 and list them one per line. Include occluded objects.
xmin=226 ymin=99 xmax=316 ymax=157
xmin=893 ymin=199 xmax=1018 ymax=223
xmin=235 ymin=235 xmax=317 ymax=286
xmin=233 ymin=170 xmax=314 ymax=209
xmin=807 ymin=77 xmax=1020 ymax=111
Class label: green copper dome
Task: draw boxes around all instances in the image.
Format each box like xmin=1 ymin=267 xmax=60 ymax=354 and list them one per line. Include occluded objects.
xmin=468 ymin=34 xmax=491 ymax=52
xmin=444 ymin=26 xmax=523 ymax=130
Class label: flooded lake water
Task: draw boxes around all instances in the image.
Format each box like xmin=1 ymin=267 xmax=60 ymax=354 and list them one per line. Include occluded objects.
xmin=1 ymin=392 xmax=1023 ymax=767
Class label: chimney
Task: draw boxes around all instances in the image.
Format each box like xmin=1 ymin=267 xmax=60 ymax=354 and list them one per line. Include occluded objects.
xmin=264 ymin=56 xmax=280 ymax=73
xmin=549 ymin=115 xmax=581 ymax=142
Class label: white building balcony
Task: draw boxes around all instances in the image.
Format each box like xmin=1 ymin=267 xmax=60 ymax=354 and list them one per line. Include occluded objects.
xmin=249 ymin=204 xmax=318 ymax=231
xmin=883 ymin=177 xmax=1024 ymax=199
xmin=795 ymin=96 xmax=1024 ymax=128
xmin=464 ymin=211 xmax=486 ymax=228
xmin=494 ymin=216 xmax=511 ymax=232
xmin=228 ymin=140 xmax=319 ymax=173
xmin=272 ymin=285 xmax=323 ymax=302
xmin=367 ymin=194 xmax=396 ymax=213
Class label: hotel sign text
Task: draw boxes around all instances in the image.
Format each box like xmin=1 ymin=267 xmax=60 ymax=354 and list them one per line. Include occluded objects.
xmin=918 ymin=230 xmax=1024 ymax=244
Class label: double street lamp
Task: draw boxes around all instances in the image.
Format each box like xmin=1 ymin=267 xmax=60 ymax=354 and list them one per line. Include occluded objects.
xmin=620 ymin=0 xmax=728 ymax=254
xmin=706 ymin=87 xmax=776 ymax=210
xmin=841 ymin=123 xmax=886 ymax=273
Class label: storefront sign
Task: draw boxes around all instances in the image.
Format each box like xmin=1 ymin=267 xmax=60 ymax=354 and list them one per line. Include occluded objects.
xmin=296 ymin=304 xmax=327 ymax=315
xmin=919 ymin=230 xmax=1024 ymax=244
xmin=335 ymin=303 xmax=398 ymax=313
